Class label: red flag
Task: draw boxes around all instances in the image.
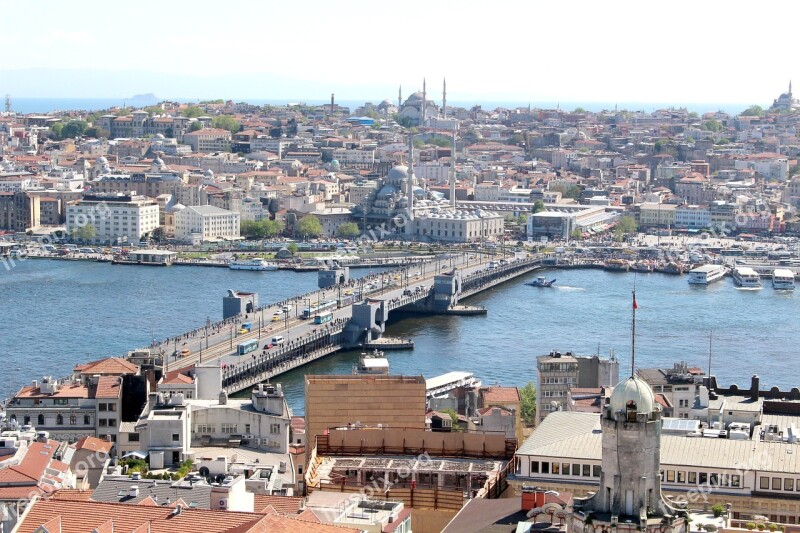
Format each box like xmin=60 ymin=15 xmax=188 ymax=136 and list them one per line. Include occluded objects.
xmin=633 ymin=293 xmax=638 ymax=310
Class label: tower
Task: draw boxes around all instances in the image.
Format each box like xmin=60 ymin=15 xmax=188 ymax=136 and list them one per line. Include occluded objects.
xmin=330 ymin=93 xmax=335 ymax=116
xmin=790 ymin=80 xmax=793 ymax=96
xmin=568 ymin=291 xmax=688 ymax=532
xmin=421 ymin=78 xmax=427 ymax=126
xmin=442 ymin=78 xmax=447 ymax=119
xmin=398 ymin=85 xmax=402 ymax=110
xmin=406 ymin=137 xmax=415 ymax=224
xmin=4 ymin=94 xmax=10 ymax=113
xmin=450 ymin=129 xmax=457 ymax=208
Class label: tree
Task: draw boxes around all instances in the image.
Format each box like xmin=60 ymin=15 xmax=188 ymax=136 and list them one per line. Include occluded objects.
xmin=570 ymin=228 xmax=583 ymax=240
xmin=151 ymin=227 xmax=164 ymax=243
xmin=61 ymin=120 xmax=88 ymax=139
xmin=337 ymin=222 xmax=361 ymax=240
xmin=286 ymin=242 xmax=299 ymax=256
xmin=519 ymin=382 xmax=536 ymax=425
xmin=506 ymin=133 xmax=525 ymax=146
xmin=267 ymin=198 xmax=280 ymax=220
xmin=181 ymin=106 xmax=205 ymax=118
xmin=702 ymin=119 xmax=722 ymax=132
xmin=143 ymin=105 xmax=163 ymax=115
xmin=614 ymin=215 xmax=638 ymax=241
xmin=71 ymin=224 xmax=96 ymax=242
xmin=532 ymin=199 xmax=546 ymax=214
xmin=211 ymin=115 xmax=241 ymax=133
xmin=84 ymin=126 xmax=109 ymax=139
xmin=263 ymin=219 xmax=283 ymax=238
xmin=50 ymin=122 xmax=64 ymax=140
xmin=240 ymin=220 xmax=263 ymax=239
xmin=297 ymin=215 xmax=323 ymax=238
xmin=573 ymin=107 xmax=586 ymax=113
xmin=688 ymin=111 xmax=699 ymax=119
xmin=740 ymin=105 xmax=765 ymax=117
xmin=189 ymin=121 xmax=203 ymax=132
xmin=200 ymin=99 xmax=224 ymax=104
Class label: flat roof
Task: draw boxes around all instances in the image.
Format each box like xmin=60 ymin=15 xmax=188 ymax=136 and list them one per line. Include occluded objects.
xmin=426 ymin=371 xmax=475 ymax=391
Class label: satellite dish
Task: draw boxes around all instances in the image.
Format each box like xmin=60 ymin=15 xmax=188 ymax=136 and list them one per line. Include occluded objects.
xmin=199 ymin=466 xmax=210 ymax=477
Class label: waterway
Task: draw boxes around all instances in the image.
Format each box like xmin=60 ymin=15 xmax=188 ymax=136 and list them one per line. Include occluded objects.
xmin=2 ymin=260 xmax=797 ymax=414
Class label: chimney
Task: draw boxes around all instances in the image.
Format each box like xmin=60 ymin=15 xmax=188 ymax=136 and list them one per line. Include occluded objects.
xmin=751 ymin=375 xmax=760 ymax=401
xmin=129 ymin=485 xmax=140 ymax=498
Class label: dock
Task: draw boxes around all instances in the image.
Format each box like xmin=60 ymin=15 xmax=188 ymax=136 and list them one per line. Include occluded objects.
xmin=361 ymin=337 xmax=415 ymax=350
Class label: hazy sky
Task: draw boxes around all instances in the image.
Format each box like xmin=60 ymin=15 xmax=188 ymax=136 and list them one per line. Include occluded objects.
xmin=1 ymin=0 xmax=798 ymax=106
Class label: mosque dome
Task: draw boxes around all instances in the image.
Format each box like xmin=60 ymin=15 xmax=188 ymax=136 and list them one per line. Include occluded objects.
xmin=386 ymin=165 xmax=409 ymax=184
xmin=330 ymin=159 xmax=341 ymax=171
xmin=405 ymin=92 xmax=424 ymax=103
xmin=609 ymin=376 xmax=657 ymax=418
xmin=204 ymin=168 xmax=214 ymax=178
xmin=96 ymin=156 xmax=108 ymax=166
xmin=155 ymin=133 xmax=166 ymax=139
xmin=170 ymin=203 xmax=186 ymax=212
xmin=378 ymin=99 xmax=393 ymax=109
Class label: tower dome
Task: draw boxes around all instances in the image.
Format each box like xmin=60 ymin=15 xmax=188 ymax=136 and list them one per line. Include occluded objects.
xmin=609 ymin=375 xmax=657 ymax=417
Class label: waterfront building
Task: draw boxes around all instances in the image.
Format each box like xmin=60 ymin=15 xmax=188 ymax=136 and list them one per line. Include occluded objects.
xmin=66 ymin=193 xmax=159 ymax=244
xmin=674 ymin=204 xmax=711 ymax=230
xmin=536 ymin=350 xmax=619 ymax=424
xmin=173 ymin=204 xmax=240 ymax=244
xmin=638 ymin=202 xmax=676 ymax=228
xmin=526 ymin=205 xmax=619 ymax=240
xmin=479 ymin=386 xmax=523 ymax=443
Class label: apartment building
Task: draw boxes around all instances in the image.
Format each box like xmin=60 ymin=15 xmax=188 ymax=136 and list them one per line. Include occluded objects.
xmin=66 ymin=193 xmax=159 ymax=244
xmin=182 ymin=128 xmax=232 ymax=153
xmin=173 ymin=204 xmax=240 ymax=243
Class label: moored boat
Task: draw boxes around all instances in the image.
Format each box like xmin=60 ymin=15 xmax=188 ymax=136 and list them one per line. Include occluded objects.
xmin=229 ymin=258 xmax=278 ymax=271
xmin=687 ymin=264 xmax=726 ymax=285
xmin=732 ymin=266 xmax=762 ymax=289
xmin=526 ymin=276 xmax=556 ymax=287
xmin=772 ymin=268 xmax=796 ymax=290
xmin=604 ymin=259 xmax=630 ymax=272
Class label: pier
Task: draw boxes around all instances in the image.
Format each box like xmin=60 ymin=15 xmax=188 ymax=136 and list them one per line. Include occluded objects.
xmin=154 ymin=252 xmax=542 ymax=394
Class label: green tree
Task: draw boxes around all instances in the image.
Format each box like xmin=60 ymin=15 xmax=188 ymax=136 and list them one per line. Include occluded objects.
xmin=189 ymin=121 xmax=203 ymax=132
xmin=61 ymin=120 xmax=88 ymax=139
xmin=532 ymin=199 xmax=546 ymax=213
xmin=740 ymin=105 xmax=765 ymax=117
xmin=688 ymin=111 xmax=699 ymax=119
xmin=702 ymin=119 xmax=722 ymax=132
xmin=519 ymin=382 xmax=537 ymax=425
xmin=614 ymin=215 xmax=638 ymax=241
xmin=84 ymin=126 xmax=109 ymax=139
xmin=143 ymin=105 xmax=163 ymax=115
xmin=654 ymin=140 xmax=664 ymax=153
xmin=200 ymin=99 xmax=224 ymax=104
xmin=71 ymin=224 xmax=96 ymax=242
xmin=240 ymin=220 xmax=262 ymax=239
xmin=413 ymin=138 xmax=424 ymax=149
xmin=151 ymin=227 xmax=164 ymax=243
xmin=267 ymin=198 xmax=280 ymax=220
xmin=570 ymin=228 xmax=583 ymax=240
xmin=211 ymin=115 xmax=241 ymax=133
xmin=573 ymin=107 xmax=586 ymax=113
xmin=286 ymin=242 xmax=299 ymax=256
xmin=297 ymin=215 xmax=323 ymax=238
xmin=337 ymin=222 xmax=361 ymax=240
xmin=182 ymin=106 xmax=205 ymax=118
xmin=506 ymin=133 xmax=525 ymax=145
xmin=263 ymin=219 xmax=283 ymax=238
xmin=50 ymin=122 xmax=64 ymax=140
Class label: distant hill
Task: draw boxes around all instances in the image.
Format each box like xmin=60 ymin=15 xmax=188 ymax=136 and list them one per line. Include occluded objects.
xmin=129 ymin=93 xmax=158 ymax=101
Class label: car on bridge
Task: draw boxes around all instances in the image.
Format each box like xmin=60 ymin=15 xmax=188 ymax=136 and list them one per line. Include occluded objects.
xmin=271 ymin=315 xmax=282 ymax=322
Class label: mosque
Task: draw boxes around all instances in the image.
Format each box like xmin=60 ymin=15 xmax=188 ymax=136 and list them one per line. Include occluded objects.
xmin=770 ymin=81 xmax=800 ymax=112
xmin=397 ymin=78 xmax=447 ymax=126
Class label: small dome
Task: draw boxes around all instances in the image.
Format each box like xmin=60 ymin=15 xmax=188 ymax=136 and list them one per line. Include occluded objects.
xmin=155 ymin=133 xmax=165 ymax=139
xmin=204 ymin=168 xmax=214 ymax=178
xmin=96 ymin=156 xmax=108 ymax=165
xmin=170 ymin=203 xmax=186 ymax=212
xmin=609 ymin=376 xmax=657 ymax=418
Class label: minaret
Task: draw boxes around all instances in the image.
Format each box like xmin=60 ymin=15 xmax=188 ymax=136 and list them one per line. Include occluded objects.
xmin=421 ymin=78 xmax=427 ymax=126
xmin=790 ymin=80 xmax=793 ymax=96
xmin=450 ymin=130 xmax=457 ymax=208
xmin=407 ymin=137 xmax=415 ymax=223
xmin=442 ymin=78 xmax=447 ymax=119
xmin=398 ymin=85 xmax=402 ymax=110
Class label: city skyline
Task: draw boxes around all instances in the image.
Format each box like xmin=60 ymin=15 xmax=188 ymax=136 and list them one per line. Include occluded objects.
xmin=2 ymin=0 xmax=800 ymax=105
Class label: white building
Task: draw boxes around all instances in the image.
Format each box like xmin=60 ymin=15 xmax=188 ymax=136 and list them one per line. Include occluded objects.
xmin=674 ymin=204 xmax=711 ymax=229
xmin=66 ymin=194 xmax=159 ymax=244
xmin=173 ymin=204 xmax=240 ymax=243
xmin=181 ymin=128 xmax=232 ymax=153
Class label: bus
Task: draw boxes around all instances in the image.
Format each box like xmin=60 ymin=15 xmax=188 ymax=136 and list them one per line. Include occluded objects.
xmin=302 ymin=300 xmax=337 ymax=319
xmin=314 ymin=311 xmax=333 ymax=324
xmin=237 ymin=339 xmax=259 ymax=355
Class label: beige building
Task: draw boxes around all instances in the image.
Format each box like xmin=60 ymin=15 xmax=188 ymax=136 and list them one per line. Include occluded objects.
xmin=173 ymin=204 xmax=240 ymax=243
xmin=304 ymin=375 xmax=426 ymax=459
xmin=182 ymin=127 xmax=232 ymax=153
xmin=66 ymin=193 xmax=159 ymax=244
xmin=638 ymin=202 xmax=676 ymax=227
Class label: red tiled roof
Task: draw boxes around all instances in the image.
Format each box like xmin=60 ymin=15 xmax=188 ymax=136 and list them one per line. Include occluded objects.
xmin=73 ymin=436 xmax=113 ymax=455
xmin=74 ymin=357 xmax=139 ymax=375
xmin=15 ymin=383 xmax=89 ymax=399
xmin=95 ymin=375 xmax=122 ymax=399
xmin=481 ymin=386 xmax=520 ymax=404
xmin=49 ymin=489 xmax=93 ymax=501
xmin=253 ymin=495 xmax=303 ymax=515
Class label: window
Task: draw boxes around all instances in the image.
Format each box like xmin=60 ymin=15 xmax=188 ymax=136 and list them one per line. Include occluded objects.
xmin=562 ymin=463 xmax=570 ymax=475
xmin=689 ymin=472 xmax=697 ymax=484
xmin=84 ymin=415 xmax=90 ymax=425
xmin=678 ymin=471 xmax=686 ymax=483
xmin=667 ymin=470 xmax=675 ymax=483
xmin=785 ymin=478 xmax=794 ymax=491
xmin=572 ymin=464 xmax=580 ymax=476
xmin=38 ymin=414 xmax=44 ymax=425
xmin=99 ymin=419 xmax=107 ymax=427
xmin=245 ymin=424 xmax=251 ymax=434
xmin=582 ymin=464 xmax=591 ymax=477
xmin=531 ymin=461 xmax=539 ymax=474
xmin=70 ymin=414 xmax=76 ymax=425
xmin=541 ymin=462 xmax=549 ymax=474
xmin=710 ymin=473 xmax=719 ymax=486
xmin=699 ymin=472 xmax=708 ymax=484
xmin=108 ymin=403 xmax=117 ymax=412
xmin=270 ymin=423 xmax=281 ymax=435
xmin=55 ymin=399 xmax=68 ymax=406
xmin=592 ymin=465 xmax=601 ymax=477
xmin=551 ymin=462 xmax=559 ymax=475
xmin=760 ymin=477 xmax=770 ymax=490
xmin=773 ymin=477 xmax=782 ymax=491
xmin=129 ymin=433 xmax=139 ymax=442
xmin=731 ymin=475 xmax=740 ymax=488
xmin=56 ymin=414 xmax=63 ymax=425
xmin=99 ymin=403 xmax=107 ymax=412
xmin=172 ymin=433 xmax=179 ymax=442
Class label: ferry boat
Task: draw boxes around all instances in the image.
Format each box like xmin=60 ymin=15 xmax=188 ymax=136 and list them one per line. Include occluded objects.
xmin=771 ymin=268 xmax=795 ymax=290
xmin=604 ymin=259 xmax=630 ymax=272
xmin=526 ymin=276 xmax=556 ymax=287
xmin=663 ymin=262 xmax=685 ymax=275
xmin=732 ymin=266 xmax=762 ymax=289
xmin=425 ymin=371 xmax=481 ymax=400
xmin=632 ymin=261 xmax=654 ymax=273
xmin=353 ymin=350 xmax=389 ymax=375
xmin=229 ymin=258 xmax=278 ymax=271
xmin=687 ymin=264 xmax=726 ymax=285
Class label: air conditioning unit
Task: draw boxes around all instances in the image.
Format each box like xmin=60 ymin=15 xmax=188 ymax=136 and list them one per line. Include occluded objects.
xmin=218 ymin=498 xmax=227 ymax=509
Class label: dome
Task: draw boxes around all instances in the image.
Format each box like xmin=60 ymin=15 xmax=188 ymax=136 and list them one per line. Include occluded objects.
xmin=155 ymin=133 xmax=165 ymax=139
xmin=405 ymin=91 xmax=424 ymax=103
xmin=378 ymin=99 xmax=393 ymax=109
xmin=96 ymin=156 xmax=108 ymax=166
xmin=609 ymin=376 xmax=657 ymax=417
xmin=386 ymin=165 xmax=409 ymax=183
xmin=170 ymin=203 xmax=186 ymax=212
xmin=204 ymin=168 xmax=214 ymax=178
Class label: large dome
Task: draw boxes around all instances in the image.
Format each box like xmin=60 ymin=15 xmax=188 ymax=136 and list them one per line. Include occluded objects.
xmin=405 ymin=92 xmax=424 ymax=103
xmin=386 ymin=165 xmax=409 ymax=184
xmin=609 ymin=376 xmax=657 ymax=417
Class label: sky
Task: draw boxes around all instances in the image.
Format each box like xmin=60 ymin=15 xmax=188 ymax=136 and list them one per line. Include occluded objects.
xmin=2 ymin=0 xmax=800 ymax=107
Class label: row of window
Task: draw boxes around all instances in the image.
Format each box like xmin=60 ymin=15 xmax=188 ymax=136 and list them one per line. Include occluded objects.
xmin=541 ymin=377 xmax=576 ymax=385
xmin=539 ymin=363 xmax=578 ymax=372
xmin=531 ymin=460 xmax=601 ymax=478
xmin=661 ymin=470 xmax=741 ymax=488
xmin=759 ymin=476 xmax=800 ymax=492
xmin=23 ymin=414 xmax=91 ymax=426
xmin=98 ymin=418 xmax=117 ymax=427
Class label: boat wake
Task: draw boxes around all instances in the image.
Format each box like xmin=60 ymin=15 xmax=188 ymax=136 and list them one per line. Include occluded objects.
xmin=556 ymin=285 xmax=586 ymax=292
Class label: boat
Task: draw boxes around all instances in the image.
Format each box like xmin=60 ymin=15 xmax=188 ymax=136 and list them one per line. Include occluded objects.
xmin=229 ymin=258 xmax=278 ymax=271
xmin=663 ymin=262 xmax=685 ymax=275
xmin=353 ymin=350 xmax=389 ymax=375
xmin=526 ymin=276 xmax=556 ymax=287
xmin=772 ymin=268 xmax=796 ymax=290
xmin=732 ymin=266 xmax=762 ymax=289
xmin=687 ymin=264 xmax=726 ymax=285
xmin=604 ymin=259 xmax=630 ymax=272
xmin=632 ymin=261 xmax=654 ymax=273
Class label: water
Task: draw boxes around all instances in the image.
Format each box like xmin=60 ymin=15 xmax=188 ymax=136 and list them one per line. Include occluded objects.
xmin=1 ymin=260 xmax=797 ymax=414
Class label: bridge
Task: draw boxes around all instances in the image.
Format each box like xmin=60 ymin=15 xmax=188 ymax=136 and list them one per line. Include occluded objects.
xmin=159 ymin=253 xmax=543 ymax=394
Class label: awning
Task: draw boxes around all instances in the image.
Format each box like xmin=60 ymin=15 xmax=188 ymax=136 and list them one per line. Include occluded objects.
xmin=122 ymin=451 xmax=148 ymax=459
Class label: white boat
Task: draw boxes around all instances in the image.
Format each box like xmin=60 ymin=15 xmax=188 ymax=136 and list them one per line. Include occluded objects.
xmin=732 ymin=266 xmax=762 ymax=289
xmin=687 ymin=264 xmax=726 ymax=285
xmin=229 ymin=258 xmax=278 ymax=271
xmin=353 ymin=350 xmax=389 ymax=375
xmin=772 ymin=268 xmax=795 ymax=290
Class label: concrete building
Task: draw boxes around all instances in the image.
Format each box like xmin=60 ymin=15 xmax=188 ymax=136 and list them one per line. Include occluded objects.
xmin=182 ymin=128 xmax=232 ymax=153
xmin=674 ymin=204 xmax=711 ymax=229
xmin=412 ymin=209 xmax=504 ymax=242
xmin=173 ymin=204 xmax=240 ymax=243
xmin=637 ymin=362 xmax=706 ymax=419
xmin=304 ymin=375 xmax=426 ymax=461
xmin=527 ymin=206 xmax=618 ymax=240
xmin=638 ymin=202 xmax=676 ymax=228
xmin=536 ymin=350 xmax=619 ymax=424
xmin=66 ymin=193 xmax=159 ymax=244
